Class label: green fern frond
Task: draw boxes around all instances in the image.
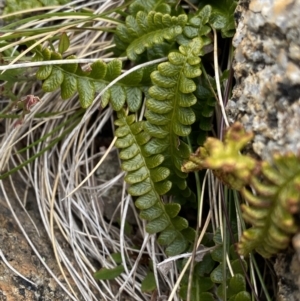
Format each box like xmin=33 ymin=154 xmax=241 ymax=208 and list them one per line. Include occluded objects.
xmin=238 ymin=153 xmax=300 ymax=258
xmin=192 ymin=83 xmax=216 ymax=145
xmin=144 ymin=37 xmax=204 ymax=199
xmin=114 ymin=11 xmax=188 ymax=60
xmin=115 ymin=111 xmax=191 ymax=255
xmin=32 ymin=45 xmax=143 ymax=111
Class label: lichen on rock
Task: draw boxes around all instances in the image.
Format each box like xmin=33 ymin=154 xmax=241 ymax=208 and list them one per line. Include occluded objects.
xmin=227 ymin=0 xmax=300 ymax=160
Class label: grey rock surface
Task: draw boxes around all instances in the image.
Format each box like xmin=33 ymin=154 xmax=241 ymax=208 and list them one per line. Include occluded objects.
xmin=227 ymin=0 xmax=300 ymax=160
xmin=275 ymin=248 xmax=300 ymax=301
xmin=229 ymin=1 xmax=300 ymax=300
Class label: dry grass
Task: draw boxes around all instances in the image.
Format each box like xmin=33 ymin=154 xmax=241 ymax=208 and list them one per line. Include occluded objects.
xmin=0 ymin=1 xmax=264 ymax=300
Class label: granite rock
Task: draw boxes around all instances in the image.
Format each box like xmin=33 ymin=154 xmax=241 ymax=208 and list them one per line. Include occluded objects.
xmin=227 ymin=0 xmax=300 ymax=160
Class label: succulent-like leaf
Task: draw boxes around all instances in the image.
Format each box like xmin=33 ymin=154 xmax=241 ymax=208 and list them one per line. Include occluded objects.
xmin=94 ymin=265 xmax=124 ymax=280
xmin=141 ymin=271 xmax=157 ymax=293
xmin=58 ymin=32 xmax=70 ymax=54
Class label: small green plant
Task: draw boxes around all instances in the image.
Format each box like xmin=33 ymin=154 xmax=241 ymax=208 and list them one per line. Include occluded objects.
xmin=179 ymin=231 xmax=250 ymax=301
xmin=183 ymin=123 xmax=300 ymax=258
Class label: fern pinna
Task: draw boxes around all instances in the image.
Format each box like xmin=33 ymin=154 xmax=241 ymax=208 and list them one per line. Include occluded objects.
xmin=115 ymin=111 xmax=193 ymax=256
xmin=182 ymin=123 xmax=300 ymax=258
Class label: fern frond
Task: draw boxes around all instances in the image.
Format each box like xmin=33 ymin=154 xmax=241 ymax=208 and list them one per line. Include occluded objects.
xmin=182 ymin=122 xmax=258 ymax=191
xmin=238 ymin=153 xmax=300 ymax=258
xmin=115 ymin=111 xmax=191 ymax=255
xmin=143 ymin=37 xmax=204 ymax=199
xmin=192 ymin=82 xmax=216 ymax=145
xmin=183 ymin=123 xmax=300 ymax=258
xmin=114 ymin=11 xmax=188 ymax=60
xmin=32 ymin=45 xmax=144 ymax=111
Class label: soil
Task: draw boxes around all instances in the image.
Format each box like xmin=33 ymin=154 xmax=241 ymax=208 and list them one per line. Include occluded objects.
xmin=0 ymin=177 xmax=85 ymax=301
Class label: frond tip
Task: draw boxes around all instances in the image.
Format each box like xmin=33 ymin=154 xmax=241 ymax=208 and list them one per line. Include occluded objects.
xmin=182 ymin=122 xmax=258 ymax=190
xmin=115 ymin=11 xmax=188 ymax=60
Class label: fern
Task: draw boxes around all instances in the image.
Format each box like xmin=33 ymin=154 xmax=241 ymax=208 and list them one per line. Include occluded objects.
xmin=114 ymin=111 xmax=193 ymax=256
xmin=32 ymin=44 xmax=144 ymax=111
xmin=192 ymin=82 xmax=216 ymax=145
xmin=205 ymin=0 xmax=237 ymax=38
xmin=182 ymin=123 xmax=258 ymax=191
xmin=114 ymin=11 xmax=188 ymax=60
xmin=12 ymin=2 xmax=236 ymax=260
xmin=143 ymin=37 xmax=206 ymax=201
xmin=182 ymin=123 xmax=300 ymax=258
xmin=239 ymin=153 xmax=300 ymax=258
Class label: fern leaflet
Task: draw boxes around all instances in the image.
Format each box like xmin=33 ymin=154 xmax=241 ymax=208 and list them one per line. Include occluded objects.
xmin=128 ymin=0 xmax=174 ymax=16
